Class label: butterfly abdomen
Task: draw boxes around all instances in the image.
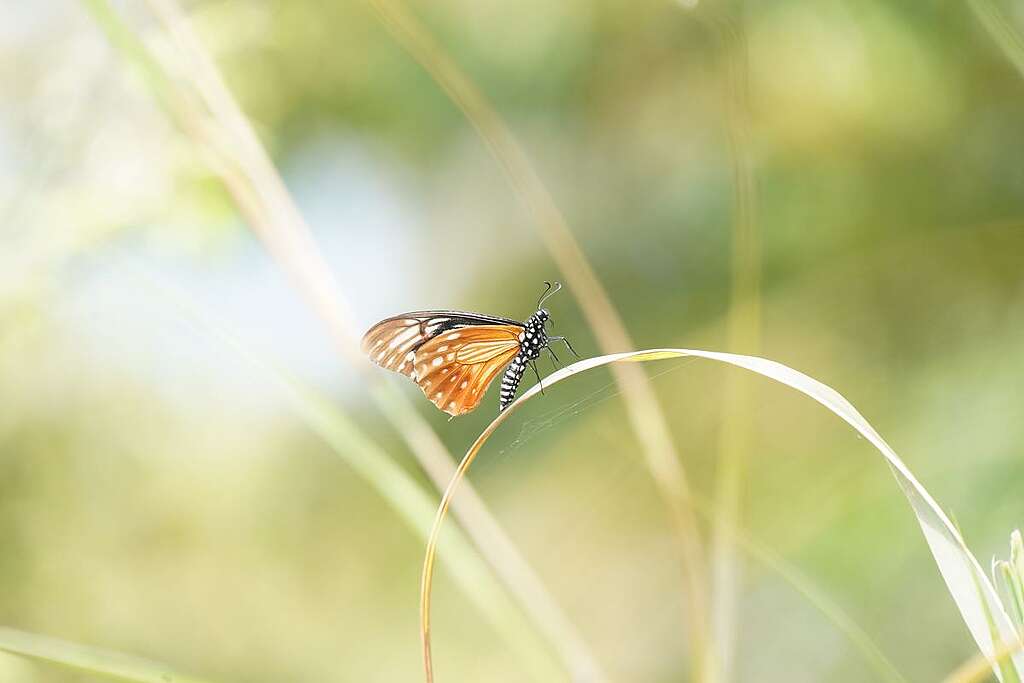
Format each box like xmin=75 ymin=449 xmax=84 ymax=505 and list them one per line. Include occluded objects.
xmin=498 ymin=310 xmax=551 ymax=411
xmin=499 ymin=351 xmax=530 ymax=411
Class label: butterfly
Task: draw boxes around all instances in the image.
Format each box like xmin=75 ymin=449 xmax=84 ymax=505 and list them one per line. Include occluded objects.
xmin=361 ymin=282 xmax=577 ymax=416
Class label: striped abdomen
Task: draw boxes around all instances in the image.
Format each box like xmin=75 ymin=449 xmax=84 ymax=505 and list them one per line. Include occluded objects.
xmin=499 ymin=351 xmax=529 ymax=411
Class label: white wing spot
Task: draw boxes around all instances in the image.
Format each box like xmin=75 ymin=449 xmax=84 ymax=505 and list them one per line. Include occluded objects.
xmin=435 ymin=392 xmax=442 ymax=399
xmin=448 ymin=401 xmax=456 ymax=410
xmin=432 ymin=357 xmax=443 ymax=367
xmin=389 ymin=326 xmax=419 ymax=349
xmin=446 ymin=333 xmax=461 ymax=340
xmin=446 ymin=353 xmax=455 ymax=361
xmin=460 ymin=381 xmax=468 ymax=389
xmin=436 ymin=345 xmax=449 ymax=353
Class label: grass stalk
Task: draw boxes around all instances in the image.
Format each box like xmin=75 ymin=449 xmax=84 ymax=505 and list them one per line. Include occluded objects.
xmin=968 ymin=0 xmax=1024 ymax=79
xmin=83 ymin=2 xmax=605 ymax=680
xmin=422 ymin=347 xmax=1024 ymax=682
xmin=365 ymin=1 xmax=710 ymax=675
xmin=944 ymin=639 xmax=1024 ymax=683
xmin=0 ymin=627 xmax=214 ymax=683
xmin=688 ymin=496 xmax=907 ymax=683
xmin=685 ymin=6 xmax=762 ymax=681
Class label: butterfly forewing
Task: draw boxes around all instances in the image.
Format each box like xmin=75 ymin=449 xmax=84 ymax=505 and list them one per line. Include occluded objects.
xmin=361 ymin=317 xmax=426 ymax=377
xmin=412 ymin=325 xmax=522 ymax=415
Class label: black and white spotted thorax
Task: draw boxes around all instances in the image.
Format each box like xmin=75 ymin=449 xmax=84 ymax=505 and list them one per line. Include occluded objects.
xmin=499 ymin=308 xmax=550 ymax=411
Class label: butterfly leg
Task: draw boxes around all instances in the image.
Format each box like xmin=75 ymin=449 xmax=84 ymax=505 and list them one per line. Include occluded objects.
xmin=549 ymin=336 xmax=580 ymax=359
xmin=530 ymin=361 xmax=545 ymax=395
xmin=545 ymin=345 xmax=561 ymax=368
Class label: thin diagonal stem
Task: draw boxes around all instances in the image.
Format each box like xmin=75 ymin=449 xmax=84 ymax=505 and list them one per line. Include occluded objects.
xmin=87 ymin=1 xmax=607 ymax=680
xmin=968 ymin=0 xmax=1024 ymax=79
xmin=366 ymin=1 xmax=710 ymax=676
xmin=695 ymin=7 xmax=761 ymax=682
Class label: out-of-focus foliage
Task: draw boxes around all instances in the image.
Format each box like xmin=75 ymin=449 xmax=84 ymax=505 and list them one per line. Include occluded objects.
xmin=2 ymin=1 xmax=1024 ymax=681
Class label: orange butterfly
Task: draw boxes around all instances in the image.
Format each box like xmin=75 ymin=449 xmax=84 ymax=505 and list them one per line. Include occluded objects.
xmin=361 ymin=282 xmax=577 ymax=416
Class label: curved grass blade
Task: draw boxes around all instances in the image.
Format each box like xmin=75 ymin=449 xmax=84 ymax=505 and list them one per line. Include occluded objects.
xmin=0 ymin=627 xmax=214 ymax=683
xmin=421 ymin=349 xmax=1024 ymax=682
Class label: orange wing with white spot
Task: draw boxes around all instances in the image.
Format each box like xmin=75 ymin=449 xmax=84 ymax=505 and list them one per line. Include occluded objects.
xmin=412 ymin=325 xmax=522 ymax=416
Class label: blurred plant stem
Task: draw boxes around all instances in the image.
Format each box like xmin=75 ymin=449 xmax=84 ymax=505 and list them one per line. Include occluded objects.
xmin=969 ymin=0 xmax=1024 ymax=79
xmin=690 ymin=5 xmax=761 ymax=682
xmin=686 ymin=496 xmax=907 ymax=683
xmin=0 ymin=627 xmax=214 ymax=683
xmin=82 ymin=1 xmax=606 ymax=680
xmin=365 ymin=1 xmax=710 ymax=677
xmin=943 ymin=637 xmax=1024 ymax=683
xmin=138 ymin=270 xmax=564 ymax=682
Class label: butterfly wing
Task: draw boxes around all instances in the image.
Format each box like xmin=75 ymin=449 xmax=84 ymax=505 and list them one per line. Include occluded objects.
xmin=412 ymin=325 xmax=522 ymax=416
xmin=361 ymin=316 xmax=430 ymax=377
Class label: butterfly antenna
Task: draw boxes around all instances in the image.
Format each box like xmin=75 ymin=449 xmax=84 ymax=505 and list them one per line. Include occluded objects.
xmin=537 ymin=280 xmax=562 ymax=308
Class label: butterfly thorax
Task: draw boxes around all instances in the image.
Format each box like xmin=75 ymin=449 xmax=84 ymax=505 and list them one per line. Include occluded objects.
xmin=499 ymin=309 xmax=549 ymax=410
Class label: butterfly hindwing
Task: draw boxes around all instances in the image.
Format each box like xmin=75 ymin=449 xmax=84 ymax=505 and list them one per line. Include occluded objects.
xmin=412 ymin=325 xmax=522 ymax=416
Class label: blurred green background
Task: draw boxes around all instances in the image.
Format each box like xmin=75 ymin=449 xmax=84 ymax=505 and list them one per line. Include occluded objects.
xmin=2 ymin=0 xmax=1024 ymax=681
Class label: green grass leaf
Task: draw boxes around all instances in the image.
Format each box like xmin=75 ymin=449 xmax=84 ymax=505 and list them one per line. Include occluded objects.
xmin=0 ymin=628 xmax=214 ymax=683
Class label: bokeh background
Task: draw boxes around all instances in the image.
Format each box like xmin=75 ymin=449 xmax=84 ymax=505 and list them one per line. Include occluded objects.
xmin=3 ymin=1 xmax=1024 ymax=681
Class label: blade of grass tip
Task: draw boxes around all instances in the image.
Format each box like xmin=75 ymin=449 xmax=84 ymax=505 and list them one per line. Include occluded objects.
xmin=88 ymin=3 xmax=609 ymax=679
xmin=135 ymin=271 xmax=565 ymax=682
xmin=1011 ymin=532 xmax=1024 ymax=630
xmin=968 ymin=0 xmax=1024 ymax=80
xmin=423 ymin=348 xmax=1024 ymax=682
xmin=996 ymin=562 xmax=1024 ymax=631
xmin=0 ymin=627 xmax=214 ymax=683
xmin=967 ymin=549 xmax=1022 ymax=683
xmin=687 ymin=494 xmax=908 ymax=683
xmin=683 ymin=5 xmax=763 ymax=680
xmin=365 ymin=1 xmax=710 ymax=675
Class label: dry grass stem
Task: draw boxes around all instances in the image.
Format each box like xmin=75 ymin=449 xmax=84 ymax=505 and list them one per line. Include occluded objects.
xmin=942 ymin=638 xmax=1024 ymax=683
xmin=366 ymin=1 xmax=710 ymax=674
xmin=88 ymin=1 xmax=607 ymax=679
xmin=698 ymin=10 xmax=761 ymax=681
